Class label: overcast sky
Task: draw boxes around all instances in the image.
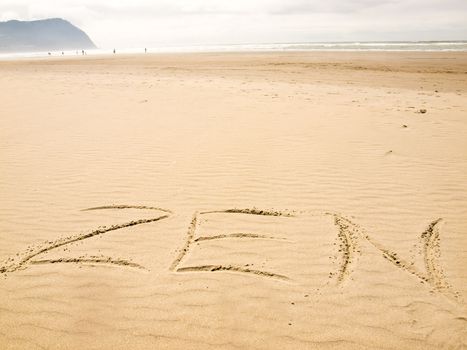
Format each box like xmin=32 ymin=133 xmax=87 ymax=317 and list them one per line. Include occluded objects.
xmin=1 ymin=0 xmax=466 ymax=48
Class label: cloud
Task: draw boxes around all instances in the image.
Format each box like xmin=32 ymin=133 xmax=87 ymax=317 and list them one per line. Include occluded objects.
xmin=266 ymin=0 xmax=395 ymax=15
xmin=1 ymin=0 xmax=466 ymax=47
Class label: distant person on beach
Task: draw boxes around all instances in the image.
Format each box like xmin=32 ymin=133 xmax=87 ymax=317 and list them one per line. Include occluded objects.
xmin=145 ymin=48 xmax=147 ymax=53
xmin=113 ymin=49 xmax=116 ymax=54
xmin=82 ymin=50 xmax=84 ymax=55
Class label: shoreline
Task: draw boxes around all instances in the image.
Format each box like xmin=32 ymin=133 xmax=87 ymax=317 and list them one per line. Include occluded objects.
xmin=1 ymin=39 xmax=467 ymax=59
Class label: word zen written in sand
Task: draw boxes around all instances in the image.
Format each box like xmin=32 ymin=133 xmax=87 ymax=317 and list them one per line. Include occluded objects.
xmin=0 ymin=205 xmax=458 ymax=301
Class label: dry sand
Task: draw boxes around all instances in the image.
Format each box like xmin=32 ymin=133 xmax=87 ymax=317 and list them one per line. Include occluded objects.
xmin=0 ymin=52 xmax=466 ymax=349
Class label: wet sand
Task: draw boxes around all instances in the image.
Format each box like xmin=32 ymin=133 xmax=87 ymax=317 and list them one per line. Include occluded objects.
xmin=1 ymin=52 xmax=467 ymax=349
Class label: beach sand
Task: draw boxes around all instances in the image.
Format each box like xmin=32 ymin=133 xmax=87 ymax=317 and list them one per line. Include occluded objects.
xmin=0 ymin=52 xmax=466 ymax=349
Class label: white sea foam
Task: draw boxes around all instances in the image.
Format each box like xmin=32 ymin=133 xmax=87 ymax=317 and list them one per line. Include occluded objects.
xmin=1 ymin=41 xmax=466 ymax=59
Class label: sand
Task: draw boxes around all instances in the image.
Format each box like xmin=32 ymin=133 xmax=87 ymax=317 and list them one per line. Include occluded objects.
xmin=0 ymin=51 xmax=466 ymax=349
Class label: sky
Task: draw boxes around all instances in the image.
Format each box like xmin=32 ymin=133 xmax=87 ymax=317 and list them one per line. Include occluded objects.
xmin=1 ymin=0 xmax=466 ymax=48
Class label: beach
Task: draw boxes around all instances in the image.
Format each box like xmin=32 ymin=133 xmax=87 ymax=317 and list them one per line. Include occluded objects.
xmin=1 ymin=51 xmax=467 ymax=349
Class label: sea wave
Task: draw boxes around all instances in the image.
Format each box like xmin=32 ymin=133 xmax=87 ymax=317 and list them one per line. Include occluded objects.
xmin=1 ymin=41 xmax=466 ymax=59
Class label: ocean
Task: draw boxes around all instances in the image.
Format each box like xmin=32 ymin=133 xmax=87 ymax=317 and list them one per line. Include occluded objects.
xmin=1 ymin=41 xmax=466 ymax=59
